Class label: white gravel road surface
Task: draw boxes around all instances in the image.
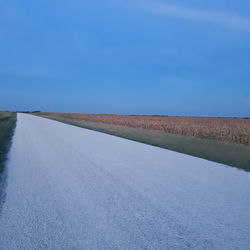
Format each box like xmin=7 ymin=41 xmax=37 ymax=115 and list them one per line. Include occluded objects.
xmin=0 ymin=113 xmax=249 ymax=249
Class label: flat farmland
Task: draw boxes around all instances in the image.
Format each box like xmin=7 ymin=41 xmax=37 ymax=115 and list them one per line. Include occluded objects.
xmin=37 ymin=113 xmax=250 ymax=145
xmin=35 ymin=112 xmax=250 ymax=171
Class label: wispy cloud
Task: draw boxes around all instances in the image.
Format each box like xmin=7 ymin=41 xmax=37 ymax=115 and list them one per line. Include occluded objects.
xmin=127 ymin=1 xmax=250 ymax=31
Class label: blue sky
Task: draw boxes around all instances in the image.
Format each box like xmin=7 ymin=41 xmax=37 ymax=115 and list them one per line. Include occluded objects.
xmin=0 ymin=0 xmax=249 ymax=116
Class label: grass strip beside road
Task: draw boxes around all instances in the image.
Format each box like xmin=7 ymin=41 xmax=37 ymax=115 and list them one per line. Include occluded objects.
xmin=0 ymin=112 xmax=16 ymax=211
xmin=0 ymin=113 xmax=17 ymax=173
xmin=35 ymin=113 xmax=250 ymax=171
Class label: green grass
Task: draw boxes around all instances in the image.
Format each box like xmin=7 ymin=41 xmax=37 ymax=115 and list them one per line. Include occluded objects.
xmin=0 ymin=113 xmax=17 ymax=173
xmin=0 ymin=113 xmax=16 ymax=211
xmin=36 ymin=114 xmax=250 ymax=172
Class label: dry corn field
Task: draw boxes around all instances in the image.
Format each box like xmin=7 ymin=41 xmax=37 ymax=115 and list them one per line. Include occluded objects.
xmin=39 ymin=113 xmax=250 ymax=146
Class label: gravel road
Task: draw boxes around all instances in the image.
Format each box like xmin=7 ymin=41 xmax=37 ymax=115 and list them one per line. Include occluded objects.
xmin=0 ymin=113 xmax=249 ymax=249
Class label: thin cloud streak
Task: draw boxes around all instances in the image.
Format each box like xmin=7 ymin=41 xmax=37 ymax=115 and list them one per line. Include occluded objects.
xmin=132 ymin=1 xmax=250 ymax=31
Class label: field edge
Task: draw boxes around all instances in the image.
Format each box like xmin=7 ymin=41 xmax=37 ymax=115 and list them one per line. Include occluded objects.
xmin=34 ymin=113 xmax=250 ymax=172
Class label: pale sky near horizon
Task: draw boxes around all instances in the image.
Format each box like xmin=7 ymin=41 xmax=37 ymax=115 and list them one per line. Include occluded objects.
xmin=0 ymin=0 xmax=250 ymax=116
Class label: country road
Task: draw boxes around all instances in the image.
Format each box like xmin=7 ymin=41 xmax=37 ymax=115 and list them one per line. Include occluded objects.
xmin=0 ymin=113 xmax=249 ymax=249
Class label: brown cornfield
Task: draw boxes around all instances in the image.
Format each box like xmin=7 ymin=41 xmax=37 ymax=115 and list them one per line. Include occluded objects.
xmin=40 ymin=113 xmax=250 ymax=146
